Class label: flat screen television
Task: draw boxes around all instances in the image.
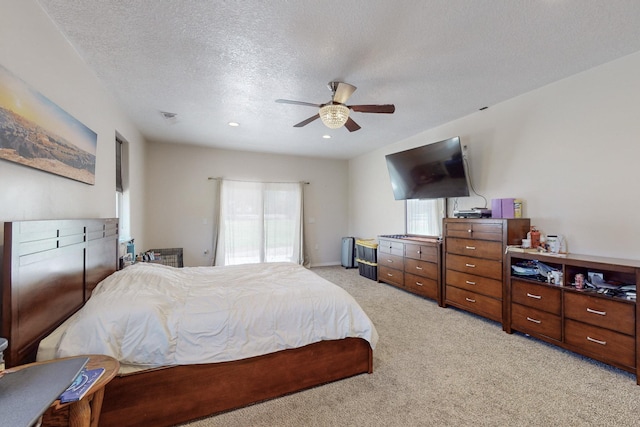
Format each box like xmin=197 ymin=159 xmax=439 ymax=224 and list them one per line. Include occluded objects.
xmin=385 ymin=136 xmax=470 ymax=200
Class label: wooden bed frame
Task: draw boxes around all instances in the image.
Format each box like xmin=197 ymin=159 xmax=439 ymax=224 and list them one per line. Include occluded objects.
xmin=1 ymin=218 xmax=373 ymax=427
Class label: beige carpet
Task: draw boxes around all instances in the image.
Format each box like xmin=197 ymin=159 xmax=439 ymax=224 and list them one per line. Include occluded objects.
xmin=181 ymin=266 xmax=640 ymax=426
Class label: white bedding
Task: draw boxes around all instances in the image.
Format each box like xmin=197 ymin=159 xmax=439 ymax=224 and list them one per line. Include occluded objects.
xmin=37 ymin=262 xmax=378 ymax=369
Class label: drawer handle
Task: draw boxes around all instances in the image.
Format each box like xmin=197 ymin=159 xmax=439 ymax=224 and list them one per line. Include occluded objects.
xmin=526 ymin=293 xmax=542 ymax=300
xmin=526 ymin=317 xmax=542 ymax=324
xmin=416 ymin=250 xmax=421 ymax=254
xmin=587 ymin=336 xmax=607 ymax=346
xmin=586 ymin=308 xmax=607 ymax=316
xmin=416 ymin=266 xmax=423 ymax=270
xmin=386 ymin=259 xmax=394 ymax=263
xmin=465 ymin=263 xmax=476 ymax=268
xmin=465 ymin=246 xmax=476 ymax=250
xmin=465 ymin=280 xmax=476 ymax=285
xmin=467 ymin=229 xmax=472 ymax=233
xmin=465 ymin=297 xmax=476 ymax=303
xmin=387 ymin=273 xmax=394 ymax=277
xmin=416 ymin=282 xmax=423 ymax=286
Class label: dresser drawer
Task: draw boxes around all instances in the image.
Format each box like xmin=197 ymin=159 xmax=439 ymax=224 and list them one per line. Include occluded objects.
xmin=446 ymin=285 xmax=502 ymax=322
xmin=378 ymin=252 xmax=404 ymax=271
xmin=511 ymin=303 xmax=562 ymax=341
xmin=565 ymin=319 xmax=635 ymax=369
xmin=378 ymin=265 xmax=404 ymax=287
xmin=405 ymin=258 xmax=438 ymax=280
xmin=404 ymin=243 xmax=438 ymax=262
xmin=445 ymin=253 xmax=502 ymax=280
xmin=445 ymin=269 xmax=502 ymax=299
xmin=378 ymin=239 xmax=404 ymax=257
xmin=445 ymin=221 xmax=503 ymax=241
xmin=564 ymin=292 xmax=635 ymax=336
xmin=405 ymin=273 xmax=438 ymax=300
xmin=446 ymin=238 xmax=502 ymax=260
xmin=512 ymin=280 xmax=561 ymax=315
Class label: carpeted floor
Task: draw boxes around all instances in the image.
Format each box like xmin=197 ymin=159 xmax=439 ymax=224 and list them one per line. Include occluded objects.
xmin=182 ymin=266 xmax=640 ymax=426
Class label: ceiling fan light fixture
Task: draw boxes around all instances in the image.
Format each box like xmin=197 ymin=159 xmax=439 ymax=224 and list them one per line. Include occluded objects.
xmin=319 ymin=104 xmax=349 ymax=129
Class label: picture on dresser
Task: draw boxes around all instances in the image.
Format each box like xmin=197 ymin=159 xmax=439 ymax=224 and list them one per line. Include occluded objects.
xmin=0 ymin=63 xmax=97 ymax=185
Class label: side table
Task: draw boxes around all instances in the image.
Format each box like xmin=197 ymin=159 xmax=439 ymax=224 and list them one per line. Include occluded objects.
xmin=9 ymin=355 xmax=119 ymax=427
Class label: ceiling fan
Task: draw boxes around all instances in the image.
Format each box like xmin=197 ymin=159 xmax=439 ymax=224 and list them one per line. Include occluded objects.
xmin=276 ymin=81 xmax=395 ymax=132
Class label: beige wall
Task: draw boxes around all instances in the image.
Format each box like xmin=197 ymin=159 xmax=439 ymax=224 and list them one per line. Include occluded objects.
xmin=144 ymin=143 xmax=349 ymax=267
xmin=349 ymin=50 xmax=640 ymax=260
xmin=0 ymin=1 xmax=148 ymax=248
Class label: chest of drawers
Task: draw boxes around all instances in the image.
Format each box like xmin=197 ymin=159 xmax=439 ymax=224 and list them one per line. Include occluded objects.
xmin=443 ymin=218 xmax=530 ymax=324
xmin=507 ymin=251 xmax=640 ymax=378
xmin=378 ymin=235 xmax=442 ymax=304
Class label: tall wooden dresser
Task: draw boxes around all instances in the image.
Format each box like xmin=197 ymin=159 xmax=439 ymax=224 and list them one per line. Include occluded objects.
xmin=443 ymin=218 xmax=530 ymax=325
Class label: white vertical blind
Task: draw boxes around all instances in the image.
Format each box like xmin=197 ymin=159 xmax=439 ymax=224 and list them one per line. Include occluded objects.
xmin=216 ymin=180 xmax=304 ymax=266
xmin=406 ymin=198 xmax=445 ymax=237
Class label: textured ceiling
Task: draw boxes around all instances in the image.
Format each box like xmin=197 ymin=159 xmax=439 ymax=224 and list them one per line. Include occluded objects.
xmin=37 ymin=0 xmax=640 ymax=159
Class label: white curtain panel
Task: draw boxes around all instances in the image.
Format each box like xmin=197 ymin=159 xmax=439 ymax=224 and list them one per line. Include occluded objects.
xmin=215 ymin=179 xmax=304 ymax=266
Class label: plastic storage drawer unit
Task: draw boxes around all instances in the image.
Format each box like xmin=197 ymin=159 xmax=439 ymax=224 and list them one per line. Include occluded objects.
xmin=357 ymin=259 xmax=378 ymax=281
xmin=356 ymin=239 xmax=378 ymax=264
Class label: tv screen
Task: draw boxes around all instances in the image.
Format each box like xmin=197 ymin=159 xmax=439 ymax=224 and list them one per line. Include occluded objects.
xmin=385 ymin=136 xmax=469 ymax=200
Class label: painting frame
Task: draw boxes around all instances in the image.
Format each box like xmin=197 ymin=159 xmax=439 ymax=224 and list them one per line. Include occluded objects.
xmin=0 ymin=63 xmax=97 ymax=185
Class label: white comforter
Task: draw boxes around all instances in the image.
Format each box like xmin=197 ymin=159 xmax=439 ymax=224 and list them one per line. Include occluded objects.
xmin=53 ymin=262 xmax=378 ymax=368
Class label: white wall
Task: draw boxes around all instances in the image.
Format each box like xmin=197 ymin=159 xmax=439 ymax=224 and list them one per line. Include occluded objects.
xmin=350 ymin=50 xmax=640 ymax=260
xmin=0 ymin=1 xmax=148 ymax=247
xmin=144 ymin=142 xmax=349 ymax=267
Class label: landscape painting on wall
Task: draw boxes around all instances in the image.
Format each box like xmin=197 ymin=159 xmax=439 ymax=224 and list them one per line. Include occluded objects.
xmin=0 ymin=64 xmax=97 ymax=185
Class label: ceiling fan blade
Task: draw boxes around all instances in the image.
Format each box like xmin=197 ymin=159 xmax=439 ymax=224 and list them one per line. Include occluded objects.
xmin=349 ymin=104 xmax=395 ymax=114
xmin=293 ymin=114 xmax=320 ymax=127
xmin=276 ymin=99 xmax=321 ymax=108
xmin=344 ymin=117 xmax=361 ymax=132
xmin=331 ymin=82 xmax=357 ymax=104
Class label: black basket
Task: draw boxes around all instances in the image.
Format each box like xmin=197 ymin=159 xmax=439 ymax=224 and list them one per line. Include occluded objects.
xmin=356 ymin=239 xmax=378 ymax=264
xmin=146 ymin=248 xmax=184 ymax=267
xmin=357 ymin=259 xmax=378 ymax=281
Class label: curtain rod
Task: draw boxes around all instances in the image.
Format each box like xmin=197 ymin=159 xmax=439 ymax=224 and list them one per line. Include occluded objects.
xmin=208 ymin=177 xmax=309 ymax=184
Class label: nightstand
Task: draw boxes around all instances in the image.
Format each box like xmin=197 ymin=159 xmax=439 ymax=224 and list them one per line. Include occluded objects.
xmin=9 ymin=355 xmax=120 ymax=427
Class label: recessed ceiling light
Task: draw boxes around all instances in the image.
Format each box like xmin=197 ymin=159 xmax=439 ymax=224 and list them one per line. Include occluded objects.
xmin=322 ymin=135 xmax=331 ymax=139
xmin=228 ymin=122 xmax=239 ymax=127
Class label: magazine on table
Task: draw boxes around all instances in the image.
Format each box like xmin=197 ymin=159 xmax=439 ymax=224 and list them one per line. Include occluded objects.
xmin=58 ymin=367 xmax=105 ymax=403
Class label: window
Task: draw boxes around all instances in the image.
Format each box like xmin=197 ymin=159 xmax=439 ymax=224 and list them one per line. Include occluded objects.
xmin=406 ymin=198 xmax=445 ymax=237
xmin=216 ymin=180 xmax=303 ymax=266
xmin=115 ymin=136 xmax=131 ymax=240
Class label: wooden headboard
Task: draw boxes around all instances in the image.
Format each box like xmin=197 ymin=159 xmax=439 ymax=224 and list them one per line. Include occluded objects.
xmin=1 ymin=218 xmax=118 ymax=367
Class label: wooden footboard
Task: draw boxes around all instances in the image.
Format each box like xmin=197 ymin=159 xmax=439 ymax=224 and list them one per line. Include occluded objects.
xmin=100 ymin=338 xmax=373 ymax=427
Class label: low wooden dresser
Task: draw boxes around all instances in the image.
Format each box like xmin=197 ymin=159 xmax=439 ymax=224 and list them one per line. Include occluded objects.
xmin=378 ymin=235 xmax=443 ymax=305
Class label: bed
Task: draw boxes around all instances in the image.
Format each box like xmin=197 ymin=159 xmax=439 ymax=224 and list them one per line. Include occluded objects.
xmin=1 ymin=218 xmax=377 ymax=427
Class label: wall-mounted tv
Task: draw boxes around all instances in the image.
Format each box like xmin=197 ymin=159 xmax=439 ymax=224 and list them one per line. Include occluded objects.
xmin=385 ymin=136 xmax=470 ymax=200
